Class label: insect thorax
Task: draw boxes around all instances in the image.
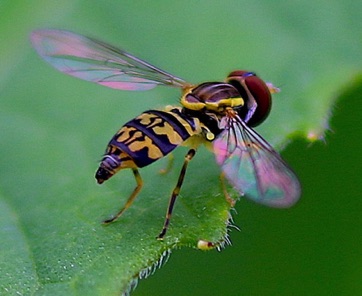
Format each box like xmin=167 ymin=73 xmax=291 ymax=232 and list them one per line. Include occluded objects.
xmin=181 ymin=82 xmax=244 ymax=113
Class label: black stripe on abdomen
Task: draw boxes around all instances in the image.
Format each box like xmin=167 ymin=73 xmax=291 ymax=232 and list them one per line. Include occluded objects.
xmin=109 ymin=109 xmax=195 ymax=167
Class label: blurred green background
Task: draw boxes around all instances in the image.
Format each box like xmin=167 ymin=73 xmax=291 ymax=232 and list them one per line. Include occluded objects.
xmin=1 ymin=1 xmax=362 ymax=295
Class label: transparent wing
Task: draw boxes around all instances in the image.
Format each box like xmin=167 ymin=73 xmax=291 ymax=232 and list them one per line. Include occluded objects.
xmin=213 ymin=115 xmax=301 ymax=207
xmin=30 ymin=29 xmax=187 ymax=91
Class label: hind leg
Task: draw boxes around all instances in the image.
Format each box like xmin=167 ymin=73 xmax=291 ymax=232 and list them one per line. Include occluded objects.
xmin=157 ymin=149 xmax=196 ymax=240
xmin=103 ymin=168 xmax=143 ymax=224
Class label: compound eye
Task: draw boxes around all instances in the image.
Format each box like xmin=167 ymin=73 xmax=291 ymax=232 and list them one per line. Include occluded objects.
xmin=226 ymin=70 xmax=272 ymax=127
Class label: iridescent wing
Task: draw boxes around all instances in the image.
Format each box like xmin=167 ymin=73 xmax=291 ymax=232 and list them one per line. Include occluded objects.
xmin=30 ymin=29 xmax=187 ymax=91
xmin=213 ymin=115 xmax=301 ymax=207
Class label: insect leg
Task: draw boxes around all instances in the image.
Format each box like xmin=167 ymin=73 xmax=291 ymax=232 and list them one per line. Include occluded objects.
xmin=103 ymin=168 xmax=143 ymax=224
xmin=159 ymin=153 xmax=174 ymax=175
xmin=220 ymin=172 xmax=237 ymax=207
xmin=157 ymin=149 xmax=196 ymax=240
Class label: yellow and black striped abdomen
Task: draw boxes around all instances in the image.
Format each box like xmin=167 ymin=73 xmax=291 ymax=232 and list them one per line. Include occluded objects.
xmin=109 ymin=108 xmax=200 ymax=167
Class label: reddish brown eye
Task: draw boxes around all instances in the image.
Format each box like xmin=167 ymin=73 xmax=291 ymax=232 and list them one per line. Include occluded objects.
xmin=226 ymin=70 xmax=272 ymax=127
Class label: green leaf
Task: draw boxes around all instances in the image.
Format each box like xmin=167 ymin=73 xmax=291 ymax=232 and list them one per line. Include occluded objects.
xmin=1 ymin=1 xmax=361 ymax=295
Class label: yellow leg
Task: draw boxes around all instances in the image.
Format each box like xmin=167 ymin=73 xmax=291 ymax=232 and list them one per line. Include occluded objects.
xmin=220 ymin=172 xmax=236 ymax=207
xmin=157 ymin=149 xmax=196 ymax=240
xmin=103 ymin=168 xmax=143 ymax=224
xmin=159 ymin=153 xmax=174 ymax=175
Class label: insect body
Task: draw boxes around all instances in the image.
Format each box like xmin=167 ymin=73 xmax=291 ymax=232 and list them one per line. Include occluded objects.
xmin=31 ymin=29 xmax=301 ymax=239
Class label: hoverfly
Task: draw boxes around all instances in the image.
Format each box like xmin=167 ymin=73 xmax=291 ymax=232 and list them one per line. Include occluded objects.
xmin=31 ymin=29 xmax=301 ymax=239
